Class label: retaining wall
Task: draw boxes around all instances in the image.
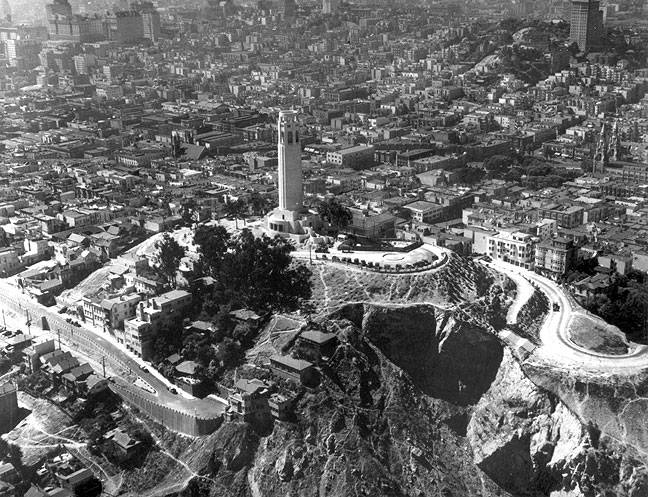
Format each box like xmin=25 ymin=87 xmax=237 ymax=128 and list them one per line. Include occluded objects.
xmin=0 ymin=288 xmax=223 ymax=437
xmin=110 ymin=381 xmax=222 ymax=437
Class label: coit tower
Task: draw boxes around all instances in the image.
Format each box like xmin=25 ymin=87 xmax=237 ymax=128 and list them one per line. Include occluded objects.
xmin=277 ymin=110 xmax=303 ymax=212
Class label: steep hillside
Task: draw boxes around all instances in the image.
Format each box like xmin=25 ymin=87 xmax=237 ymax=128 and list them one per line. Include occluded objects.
xmin=310 ymin=253 xmax=504 ymax=314
xmin=181 ymin=304 xmax=511 ymax=497
xmin=129 ymin=295 xmax=648 ymax=497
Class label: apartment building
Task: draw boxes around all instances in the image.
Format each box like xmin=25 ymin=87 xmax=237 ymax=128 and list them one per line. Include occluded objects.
xmin=487 ymin=231 xmax=537 ymax=269
xmin=535 ymin=237 xmax=577 ymax=277
xmin=82 ymin=293 xmax=142 ymax=332
xmin=123 ymin=290 xmax=191 ymax=359
xmin=326 ymin=145 xmax=375 ymax=169
xmin=539 ymin=205 xmax=584 ymax=229
xmin=404 ymin=200 xmax=444 ymax=224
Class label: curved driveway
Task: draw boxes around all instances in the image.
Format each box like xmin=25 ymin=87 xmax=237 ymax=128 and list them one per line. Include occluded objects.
xmin=487 ymin=259 xmax=648 ymax=372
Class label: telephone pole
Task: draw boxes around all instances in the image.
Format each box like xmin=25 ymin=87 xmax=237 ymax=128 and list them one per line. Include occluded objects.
xmin=25 ymin=309 xmax=31 ymax=335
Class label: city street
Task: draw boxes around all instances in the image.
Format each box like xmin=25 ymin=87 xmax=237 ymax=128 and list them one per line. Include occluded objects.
xmin=0 ymin=279 xmax=226 ymax=425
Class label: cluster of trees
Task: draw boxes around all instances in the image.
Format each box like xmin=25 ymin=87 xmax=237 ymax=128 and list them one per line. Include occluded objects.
xmin=176 ymin=192 xmax=274 ymax=229
xmin=317 ymin=198 xmax=353 ymax=233
xmin=0 ymin=439 xmax=22 ymax=471
xmin=580 ymin=271 xmax=648 ymax=343
xmin=152 ymin=225 xmax=313 ymax=382
xmin=452 ymin=166 xmax=486 ymax=186
xmin=193 ymin=226 xmax=312 ymax=314
xmin=217 ymin=194 xmax=274 ymax=224
xmin=153 ymin=233 xmax=186 ymax=288
xmin=483 ymin=155 xmax=581 ymax=189
xmin=565 ymin=259 xmax=648 ymax=342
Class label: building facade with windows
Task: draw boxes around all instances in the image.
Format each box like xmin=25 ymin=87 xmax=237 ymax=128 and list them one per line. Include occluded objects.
xmin=569 ymin=0 xmax=604 ymax=51
xmin=535 ymin=237 xmax=577 ymax=277
xmin=123 ymin=290 xmax=191 ymax=359
xmin=487 ymin=231 xmax=537 ymax=269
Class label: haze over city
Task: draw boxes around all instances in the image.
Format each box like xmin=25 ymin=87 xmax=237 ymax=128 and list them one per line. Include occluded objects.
xmin=0 ymin=0 xmax=647 ymax=496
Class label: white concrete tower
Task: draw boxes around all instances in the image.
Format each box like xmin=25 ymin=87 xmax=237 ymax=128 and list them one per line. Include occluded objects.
xmin=277 ymin=110 xmax=303 ymax=211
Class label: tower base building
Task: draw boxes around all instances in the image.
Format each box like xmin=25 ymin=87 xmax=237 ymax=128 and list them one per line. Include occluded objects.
xmin=267 ymin=208 xmax=318 ymax=238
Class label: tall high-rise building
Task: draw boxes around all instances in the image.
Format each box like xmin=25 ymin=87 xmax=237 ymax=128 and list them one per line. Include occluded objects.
xmin=5 ymin=38 xmax=42 ymax=69
xmin=106 ymin=10 xmax=144 ymax=43
xmin=46 ymin=0 xmax=106 ymax=43
xmin=142 ymin=10 xmax=160 ymax=42
xmin=46 ymin=0 xmax=73 ymax=19
xmin=267 ymin=110 xmax=318 ymax=236
xmin=278 ymin=0 xmax=297 ymax=20
xmin=135 ymin=2 xmax=161 ymax=42
xmin=322 ymin=0 xmax=340 ymax=14
xmin=204 ymin=0 xmax=235 ymax=18
xmin=569 ymin=0 xmax=604 ymax=52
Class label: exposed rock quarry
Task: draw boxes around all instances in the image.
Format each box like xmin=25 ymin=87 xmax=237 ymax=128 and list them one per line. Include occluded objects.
xmin=156 ymin=302 xmax=648 ymax=497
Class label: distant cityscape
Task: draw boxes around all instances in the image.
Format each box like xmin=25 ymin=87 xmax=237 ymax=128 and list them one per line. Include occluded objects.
xmin=0 ymin=0 xmax=646 ymax=496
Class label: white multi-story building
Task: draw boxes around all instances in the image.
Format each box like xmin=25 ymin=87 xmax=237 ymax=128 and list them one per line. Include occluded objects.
xmin=487 ymin=231 xmax=537 ymax=269
xmin=404 ymin=201 xmax=444 ymax=224
xmin=326 ymin=145 xmax=375 ymax=169
xmin=123 ymin=290 xmax=191 ymax=359
xmin=83 ymin=293 xmax=142 ymax=332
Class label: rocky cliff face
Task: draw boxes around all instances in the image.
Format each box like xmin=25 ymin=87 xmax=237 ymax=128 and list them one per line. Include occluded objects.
xmin=169 ymin=303 xmax=648 ymax=497
xmin=243 ymin=304 xmax=508 ymax=497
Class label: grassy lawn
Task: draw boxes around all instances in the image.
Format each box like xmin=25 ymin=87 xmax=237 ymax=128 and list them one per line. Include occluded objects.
xmin=568 ymin=315 xmax=629 ymax=356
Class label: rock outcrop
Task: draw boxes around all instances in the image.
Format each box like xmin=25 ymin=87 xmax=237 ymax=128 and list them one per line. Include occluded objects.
xmin=469 ymin=349 xmax=648 ymax=497
xmin=164 ymin=302 xmax=648 ymax=497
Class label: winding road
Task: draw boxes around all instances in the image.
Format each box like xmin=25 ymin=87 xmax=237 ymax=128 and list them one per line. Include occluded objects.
xmin=486 ymin=259 xmax=648 ymax=373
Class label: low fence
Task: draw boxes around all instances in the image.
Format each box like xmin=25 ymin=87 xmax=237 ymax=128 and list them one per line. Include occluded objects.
xmin=315 ymin=251 xmax=448 ymax=274
xmin=345 ymin=239 xmax=423 ymax=253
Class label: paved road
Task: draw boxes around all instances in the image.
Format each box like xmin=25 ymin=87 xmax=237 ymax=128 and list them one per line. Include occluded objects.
xmin=0 ymin=279 xmax=226 ymax=419
xmin=487 ymin=259 xmax=648 ymax=372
